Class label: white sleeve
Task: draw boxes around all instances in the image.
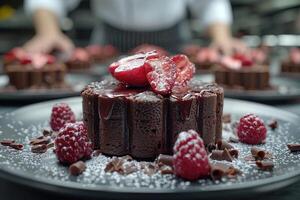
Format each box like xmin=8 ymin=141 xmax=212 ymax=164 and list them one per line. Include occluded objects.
xmin=24 ymin=0 xmax=81 ymax=19
xmin=188 ymin=0 xmax=233 ymax=28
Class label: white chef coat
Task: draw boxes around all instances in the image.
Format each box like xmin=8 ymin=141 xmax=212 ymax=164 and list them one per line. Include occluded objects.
xmin=24 ymin=0 xmax=233 ymax=31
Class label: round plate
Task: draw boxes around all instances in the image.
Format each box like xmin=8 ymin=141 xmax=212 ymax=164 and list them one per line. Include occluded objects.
xmin=0 ymin=74 xmax=100 ymax=102
xmin=0 ymin=97 xmax=300 ymax=199
xmin=196 ymin=74 xmax=300 ymax=102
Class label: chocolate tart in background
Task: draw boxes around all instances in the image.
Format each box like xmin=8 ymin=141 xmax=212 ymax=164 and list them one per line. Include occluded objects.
xmin=86 ymin=44 xmax=119 ymax=64
xmin=214 ymin=54 xmax=270 ymax=91
xmin=65 ymin=48 xmax=92 ymax=71
xmin=82 ymin=78 xmax=223 ymax=159
xmin=3 ymin=48 xmax=68 ymax=90
xmin=281 ymin=48 xmax=300 ymax=75
xmin=130 ymin=44 xmax=169 ymax=56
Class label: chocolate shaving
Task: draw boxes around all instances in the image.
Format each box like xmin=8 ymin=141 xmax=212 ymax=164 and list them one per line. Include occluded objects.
xmin=105 ymin=155 xmax=135 ymax=174
xmin=251 ymin=147 xmax=266 ymax=160
xmin=268 ymin=119 xmax=278 ymax=130
xmin=256 ymin=160 xmax=274 ymax=170
xmin=42 ymin=128 xmax=53 ymax=137
xmin=287 ymin=144 xmax=300 ymax=152
xmin=47 ymin=142 xmax=54 ymax=149
xmin=207 ymin=143 xmax=216 ymax=153
xmin=141 ymin=162 xmax=157 ymax=176
xmin=0 ymin=139 xmax=15 ymax=146
xmin=159 ymin=165 xmax=173 ymax=174
xmin=210 ymin=164 xmax=225 ymax=180
xmin=9 ymin=143 xmax=23 ymax=150
xmin=229 ymin=149 xmax=239 ymax=159
xmin=31 ymin=144 xmax=47 ymax=153
xmin=216 ymin=140 xmax=234 ymax=150
xmin=210 ymin=149 xmax=234 ymax=162
xmin=92 ymin=150 xmax=102 ymax=157
xmin=156 ymin=154 xmax=173 ymax=167
xmin=222 ymin=113 xmax=231 ymax=123
xmin=30 ymin=136 xmax=51 ymax=146
xmin=228 ymin=136 xmax=239 ymax=143
xmin=210 ymin=163 xmax=241 ymax=180
xmin=69 ymin=161 xmax=86 ymax=176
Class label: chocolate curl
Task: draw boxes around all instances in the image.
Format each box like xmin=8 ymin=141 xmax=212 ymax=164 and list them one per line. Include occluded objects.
xmin=69 ymin=161 xmax=86 ymax=176
xmin=0 ymin=139 xmax=15 ymax=146
xmin=256 ymin=160 xmax=274 ymax=171
xmin=229 ymin=149 xmax=239 ymax=159
xmin=210 ymin=164 xmax=225 ymax=180
xmin=216 ymin=140 xmax=234 ymax=150
xmin=104 ymin=155 xmax=136 ymax=175
xmin=9 ymin=143 xmax=23 ymax=150
xmin=210 ymin=149 xmax=233 ymax=162
xmin=31 ymin=144 xmax=47 ymax=153
xmin=29 ymin=136 xmax=51 ymax=145
xmin=206 ymin=143 xmax=217 ymax=153
xmin=287 ymin=144 xmax=300 ymax=152
xmin=210 ymin=163 xmax=241 ymax=180
xmin=42 ymin=128 xmax=53 ymax=137
xmin=268 ymin=119 xmax=278 ymax=130
xmin=251 ymin=147 xmax=266 ymax=160
xmin=156 ymin=154 xmax=173 ymax=167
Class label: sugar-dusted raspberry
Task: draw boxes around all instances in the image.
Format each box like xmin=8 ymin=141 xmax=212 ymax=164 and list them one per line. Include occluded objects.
xmin=54 ymin=122 xmax=92 ymax=164
xmin=237 ymin=114 xmax=267 ymax=144
xmin=173 ymin=130 xmax=210 ymax=181
xmin=50 ymin=103 xmax=76 ymax=131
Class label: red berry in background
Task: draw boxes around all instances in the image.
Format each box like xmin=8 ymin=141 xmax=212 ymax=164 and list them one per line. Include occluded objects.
xmin=50 ymin=103 xmax=76 ymax=131
xmin=55 ymin=121 xmax=92 ymax=164
xmin=109 ymin=51 xmax=159 ymax=87
xmin=145 ymin=56 xmax=177 ymax=95
xmin=171 ymin=54 xmax=195 ymax=92
xmin=232 ymin=53 xmax=253 ymax=67
xmin=173 ymin=130 xmax=210 ymax=181
xmin=237 ymin=114 xmax=267 ymax=145
xmin=220 ymin=56 xmax=242 ymax=70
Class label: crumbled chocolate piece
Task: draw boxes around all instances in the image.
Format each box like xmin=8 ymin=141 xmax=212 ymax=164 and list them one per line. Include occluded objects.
xmin=216 ymin=140 xmax=234 ymax=150
xmin=92 ymin=150 xmax=102 ymax=157
xmin=31 ymin=144 xmax=48 ymax=153
xmin=141 ymin=162 xmax=157 ymax=176
xmin=42 ymin=128 xmax=53 ymax=137
xmin=287 ymin=144 xmax=300 ymax=152
xmin=0 ymin=139 xmax=15 ymax=146
xmin=105 ymin=155 xmax=135 ymax=174
xmin=268 ymin=119 xmax=278 ymax=130
xmin=156 ymin=154 xmax=173 ymax=167
xmin=222 ymin=113 xmax=231 ymax=123
xmin=47 ymin=142 xmax=54 ymax=149
xmin=251 ymin=147 xmax=266 ymax=160
xmin=159 ymin=165 xmax=173 ymax=174
xmin=207 ymin=143 xmax=216 ymax=153
xmin=30 ymin=136 xmax=51 ymax=145
xmin=229 ymin=149 xmax=239 ymax=159
xmin=210 ymin=163 xmax=241 ymax=180
xmin=210 ymin=149 xmax=233 ymax=162
xmin=256 ymin=160 xmax=274 ymax=170
xmin=9 ymin=143 xmax=23 ymax=150
xmin=228 ymin=136 xmax=239 ymax=143
xmin=69 ymin=161 xmax=86 ymax=176
xmin=121 ymin=162 xmax=138 ymax=175
xmin=210 ymin=164 xmax=225 ymax=180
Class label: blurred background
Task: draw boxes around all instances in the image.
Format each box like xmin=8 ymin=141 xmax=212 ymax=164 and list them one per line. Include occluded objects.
xmin=0 ymin=0 xmax=299 ymax=54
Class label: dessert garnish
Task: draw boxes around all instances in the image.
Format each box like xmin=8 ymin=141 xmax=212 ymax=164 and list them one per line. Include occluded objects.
xmin=255 ymin=160 xmax=274 ymax=171
xmin=287 ymin=143 xmax=300 ymax=152
xmin=50 ymin=103 xmax=76 ymax=131
xmin=69 ymin=161 xmax=87 ymax=176
xmin=109 ymin=51 xmax=195 ymax=95
xmin=54 ymin=121 xmax=92 ymax=164
xmin=210 ymin=163 xmax=241 ymax=180
xmin=268 ymin=119 xmax=278 ymax=130
xmin=216 ymin=140 xmax=234 ymax=150
xmin=0 ymin=139 xmax=23 ymax=150
xmin=210 ymin=149 xmax=234 ymax=162
xmin=251 ymin=147 xmax=267 ymax=160
xmin=173 ymin=130 xmax=210 ymax=181
xmin=237 ymin=114 xmax=267 ymax=145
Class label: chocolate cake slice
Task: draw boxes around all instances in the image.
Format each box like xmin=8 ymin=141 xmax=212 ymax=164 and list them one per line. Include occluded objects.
xmin=82 ymin=78 xmax=224 ymax=159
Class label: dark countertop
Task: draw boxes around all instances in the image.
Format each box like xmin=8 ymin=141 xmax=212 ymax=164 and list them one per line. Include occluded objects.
xmin=0 ymin=99 xmax=300 ymax=200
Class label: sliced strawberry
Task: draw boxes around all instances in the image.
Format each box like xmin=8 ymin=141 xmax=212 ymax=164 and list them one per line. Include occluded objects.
xmin=145 ymin=56 xmax=177 ymax=95
xmin=220 ymin=56 xmax=242 ymax=70
xmin=109 ymin=51 xmax=159 ymax=86
xmin=233 ymin=53 xmax=253 ymax=67
xmin=171 ymin=54 xmax=195 ymax=86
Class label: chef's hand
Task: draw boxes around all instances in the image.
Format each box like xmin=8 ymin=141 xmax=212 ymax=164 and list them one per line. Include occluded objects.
xmin=23 ymin=9 xmax=74 ymax=54
xmin=208 ymin=22 xmax=247 ymax=55
xmin=24 ymin=32 xmax=74 ymax=54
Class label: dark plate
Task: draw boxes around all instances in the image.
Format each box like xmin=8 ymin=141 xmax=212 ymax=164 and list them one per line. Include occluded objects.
xmin=0 ymin=74 xmax=100 ymax=102
xmin=0 ymin=97 xmax=300 ymax=199
xmin=196 ymin=74 xmax=300 ymax=102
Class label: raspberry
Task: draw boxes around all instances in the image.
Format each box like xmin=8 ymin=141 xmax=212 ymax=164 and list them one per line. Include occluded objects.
xmin=50 ymin=103 xmax=76 ymax=131
xmin=109 ymin=51 xmax=159 ymax=86
xmin=54 ymin=121 xmax=92 ymax=164
xmin=145 ymin=56 xmax=177 ymax=95
xmin=173 ymin=130 xmax=210 ymax=181
xmin=237 ymin=114 xmax=267 ymax=144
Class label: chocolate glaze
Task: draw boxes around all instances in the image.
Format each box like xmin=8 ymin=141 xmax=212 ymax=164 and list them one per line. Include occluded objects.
xmin=82 ymin=78 xmax=224 ymax=159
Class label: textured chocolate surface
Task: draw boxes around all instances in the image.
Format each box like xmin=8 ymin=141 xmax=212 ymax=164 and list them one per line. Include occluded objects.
xmin=82 ymin=78 xmax=224 ymax=159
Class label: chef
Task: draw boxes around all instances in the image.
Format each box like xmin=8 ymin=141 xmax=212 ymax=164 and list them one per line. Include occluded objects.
xmin=24 ymin=0 xmax=245 ymax=54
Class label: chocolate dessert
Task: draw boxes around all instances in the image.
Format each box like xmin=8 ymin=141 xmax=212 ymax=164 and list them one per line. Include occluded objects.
xmin=281 ymin=48 xmax=300 ymax=74
xmin=82 ymin=78 xmax=224 ymax=159
xmin=214 ymin=55 xmax=270 ymax=90
xmin=3 ymin=49 xmax=67 ymax=90
xmin=65 ymin=48 xmax=91 ymax=70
